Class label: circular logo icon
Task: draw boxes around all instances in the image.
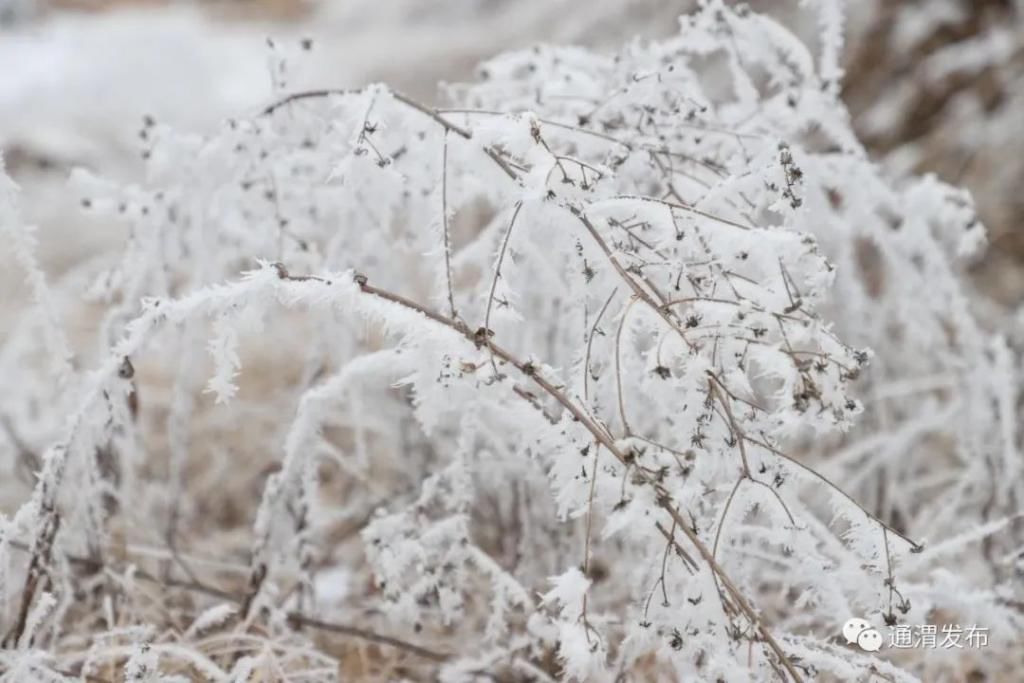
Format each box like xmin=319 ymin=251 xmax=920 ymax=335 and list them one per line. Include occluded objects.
xmin=842 ymin=617 xmax=883 ymax=652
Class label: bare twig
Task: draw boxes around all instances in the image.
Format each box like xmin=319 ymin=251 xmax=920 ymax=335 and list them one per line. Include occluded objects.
xmin=584 ymin=288 xmax=618 ymax=404
xmin=484 ymin=200 xmax=523 ymax=334
xmin=350 ymin=274 xmax=805 ymax=682
xmin=441 ymin=129 xmax=458 ymax=319
xmin=5 ymin=539 xmax=450 ymax=664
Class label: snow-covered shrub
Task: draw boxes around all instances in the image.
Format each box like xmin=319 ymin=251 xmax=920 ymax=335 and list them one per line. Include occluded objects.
xmin=0 ymin=2 xmax=1019 ymax=681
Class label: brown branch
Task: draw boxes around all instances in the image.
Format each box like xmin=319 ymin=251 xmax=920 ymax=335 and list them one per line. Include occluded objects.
xmin=584 ymin=288 xmax=618 ymax=404
xmin=743 ymin=434 xmax=922 ymax=551
xmin=5 ymin=538 xmax=450 ymax=664
xmin=260 ymin=88 xmax=517 ymax=181
xmin=614 ymin=296 xmax=640 ymax=436
xmin=707 ymin=373 xmax=752 ymax=478
xmin=484 ymin=201 xmax=523 ymax=334
xmin=604 ymin=194 xmax=753 ymax=231
xmin=287 ymin=613 xmax=449 ymax=662
xmin=4 ymin=510 xmax=61 ymax=648
xmin=441 ymin=129 xmax=457 ymax=319
xmin=352 ymin=274 xmax=805 ymax=682
xmin=711 ymin=478 xmax=745 ymax=618
xmin=571 ymin=209 xmax=696 ymax=353
xmin=260 ymin=88 xmax=360 ymax=116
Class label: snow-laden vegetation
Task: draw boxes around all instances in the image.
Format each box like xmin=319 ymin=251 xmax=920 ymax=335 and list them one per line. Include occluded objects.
xmin=0 ymin=2 xmax=1021 ymax=681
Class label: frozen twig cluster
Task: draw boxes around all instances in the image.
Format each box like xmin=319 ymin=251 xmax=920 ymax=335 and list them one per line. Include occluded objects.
xmin=0 ymin=2 xmax=1020 ymax=681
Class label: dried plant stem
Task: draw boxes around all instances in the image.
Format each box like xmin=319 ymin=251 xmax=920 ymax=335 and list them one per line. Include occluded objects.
xmin=572 ymin=210 xmax=696 ymax=352
xmin=352 ymin=275 xmax=806 ymax=682
xmin=483 ymin=200 xmax=523 ymax=333
xmin=441 ymin=129 xmax=457 ymax=319
xmin=5 ymin=539 xmax=451 ymax=665
xmin=708 ymin=373 xmax=752 ymax=477
xmin=263 ymin=88 xmax=517 ymax=180
xmin=614 ymin=295 xmax=640 ymax=436
xmin=583 ymin=287 xmax=618 ymax=404
xmin=743 ymin=434 xmax=921 ymax=550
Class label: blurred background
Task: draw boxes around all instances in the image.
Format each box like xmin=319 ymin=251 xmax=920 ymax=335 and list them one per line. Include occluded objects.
xmin=1 ymin=0 xmax=1021 ymax=327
